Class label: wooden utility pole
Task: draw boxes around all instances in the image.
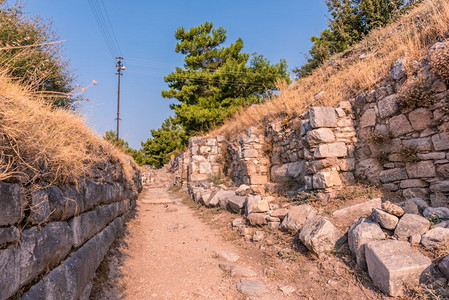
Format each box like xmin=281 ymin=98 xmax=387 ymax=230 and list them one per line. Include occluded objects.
xmin=116 ymin=57 xmax=124 ymax=142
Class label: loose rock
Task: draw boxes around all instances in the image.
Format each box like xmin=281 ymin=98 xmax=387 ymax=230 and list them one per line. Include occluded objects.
xmin=299 ymin=216 xmax=344 ymax=257
xmin=279 ymin=205 xmax=316 ymax=232
xmin=381 ymin=201 xmax=404 ymax=217
xmin=371 ymin=208 xmax=399 ymax=230
xmin=394 ymin=214 xmax=430 ymax=239
xmin=421 ymin=227 xmax=449 ymax=249
xmin=236 ymin=280 xmax=267 ymax=296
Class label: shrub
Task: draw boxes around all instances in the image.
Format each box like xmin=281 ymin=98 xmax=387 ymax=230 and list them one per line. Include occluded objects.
xmin=429 ymin=42 xmax=449 ymax=84
xmin=398 ymin=76 xmax=433 ymax=110
xmin=399 ymin=146 xmax=420 ymax=163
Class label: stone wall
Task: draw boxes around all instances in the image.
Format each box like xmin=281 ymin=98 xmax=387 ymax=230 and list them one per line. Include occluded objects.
xmin=0 ymin=158 xmax=142 ymax=300
xmin=175 ymin=41 xmax=449 ymax=208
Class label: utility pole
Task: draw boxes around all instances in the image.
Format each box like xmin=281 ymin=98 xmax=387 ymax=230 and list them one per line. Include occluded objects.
xmin=115 ymin=57 xmax=125 ymax=142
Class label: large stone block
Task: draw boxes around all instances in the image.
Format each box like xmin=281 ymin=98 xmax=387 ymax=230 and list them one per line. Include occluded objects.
xmin=402 ymin=138 xmax=432 ymax=152
xmin=19 ymin=222 xmax=73 ymax=287
xmin=421 ymin=227 xmax=449 ymax=249
xmin=348 ymin=218 xmax=385 ymax=270
xmin=299 ymin=216 xmax=344 ymax=257
xmin=333 ymin=198 xmax=382 ymax=225
xmin=279 ymin=204 xmax=316 ymax=232
xmin=432 ymin=133 xmax=449 ymax=151
xmin=308 ymin=128 xmax=335 ymax=145
xmin=312 ymin=171 xmax=342 ymax=189
xmin=0 ymin=182 xmax=24 ymax=226
xmin=430 ymin=180 xmax=449 ymax=193
xmin=271 ymin=161 xmax=305 ymax=183
xmin=389 ymin=114 xmax=413 ymax=137
xmin=245 ymin=195 xmax=269 ymax=215
xmin=309 ymin=107 xmax=337 ymax=128
xmin=314 ymin=142 xmax=347 ymax=159
xmin=365 ymin=240 xmax=431 ymax=297
xmin=0 ymin=246 xmax=20 ymax=299
xmin=379 ymin=168 xmax=407 ymax=183
xmin=371 ymin=209 xmax=399 ymax=230
xmin=360 ymin=108 xmax=376 ymax=128
xmin=29 ymin=189 xmax=51 ymax=224
xmin=378 ymin=94 xmax=399 ymax=119
xmin=355 ymin=159 xmax=382 ymax=184
xmin=227 ymin=195 xmax=247 ymax=214
xmin=394 ymin=214 xmax=430 ymax=239
xmin=0 ymin=226 xmax=20 ymax=246
xmin=406 ymin=161 xmax=436 ymax=178
xmin=69 ymin=210 xmax=99 ymax=248
xmin=208 ymin=190 xmax=236 ymax=208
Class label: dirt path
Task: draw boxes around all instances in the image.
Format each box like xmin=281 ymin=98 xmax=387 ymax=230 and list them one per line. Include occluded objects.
xmin=93 ymin=186 xmax=286 ymax=299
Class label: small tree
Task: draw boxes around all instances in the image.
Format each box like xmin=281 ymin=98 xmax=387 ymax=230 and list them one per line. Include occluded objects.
xmin=162 ymin=21 xmax=290 ymax=136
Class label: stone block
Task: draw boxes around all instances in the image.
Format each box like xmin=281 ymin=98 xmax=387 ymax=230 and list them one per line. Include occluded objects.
xmin=348 ymin=218 xmax=385 ymax=270
xmin=360 ymin=109 xmax=376 ymax=128
xmin=378 ymin=94 xmax=399 ymax=119
xmin=249 ymin=174 xmax=267 ymax=185
xmin=365 ymin=240 xmax=431 ymax=296
xmin=314 ymin=142 xmax=347 ymax=159
xmin=235 ymin=184 xmax=253 ymax=196
xmin=19 ymin=222 xmax=73 ymax=287
xmin=29 ymin=189 xmax=51 ymax=224
xmin=402 ymin=137 xmax=432 ymax=152
xmin=279 ymin=205 xmax=316 ymax=232
xmin=406 ymin=161 xmax=436 ymax=178
xmin=227 ymin=195 xmax=247 ymax=214
xmin=333 ymin=198 xmax=382 ymax=225
xmin=399 ymin=179 xmax=428 ymax=189
xmin=208 ymin=190 xmax=236 ymax=208
xmin=0 ymin=182 xmax=23 ymax=226
xmin=423 ymin=207 xmax=449 ymax=219
xmin=389 ymin=114 xmax=413 ymax=137
xmin=392 ymin=57 xmax=407 ymax=80
xmin=371 ymin=209 xmax=399 ymax=230
xmin=247 ymin=213 xmax=267 ymax=226
xmin=243 ymin=149 xmax=258 ymax=159
xmin=199 ymin=161 xmax=212 ymax=174
xmin=245 ymin=195 xmax=269 ymax=215
xmin=299 ymin=216 xmax=344 ymax=257
xmin=379 ymin=168 xmax=407 ymax=183
xmin=313 ymin=171 xmax=342 ymax=189
xmin=421 ymin=227 xmax=449 ymax=249
xmin=0 ymin=227 xmax=18 ymax=248
xmin=432 ymin=133 xmax=449 ymax=151
xmin=0 ymin=245 xmax=20 ymax=299
xmin=355 ymin=159 xmax=382 ymax=184
xmin=438 ymin=255 xmax=449 ymax=280
xmin=394 ymin=214 xmax=430 ymax=239
xmin=69 ymin=210 xmax=99 ymax=248
xmin=308 ymin=128 xmax=335 ymax=145
xmin=437 ymin=164 xmax=449 ymax=178
xmin=305 ymin=158 xmax=336 ymax=174
xmin=408 ymin=108 xmax=432 ymax=131
xmin=381 ymin=201 xmax=404 ymax=217
xmin=309 ymin=107 xmax=337 ymax=128
xmin=402 ymin=188 xmax=429 ymax=200
xmin=430 ymin=181 xmax=449 ymax=193
xmin=270 ymin=208 xmax=288 ymax=220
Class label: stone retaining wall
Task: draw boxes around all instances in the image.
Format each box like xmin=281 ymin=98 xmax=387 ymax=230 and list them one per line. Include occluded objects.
xmin=0 ymin=158 xmax=142 ymax=300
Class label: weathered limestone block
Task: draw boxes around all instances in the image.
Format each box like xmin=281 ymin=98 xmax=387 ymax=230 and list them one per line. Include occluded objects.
xmin=0 ymin=182 xmax=24 ymax=226
xmin=371 ymin=209 xmax=399 ymax=230
xmin=313 ymin=171 xmax=342 ymax=189
xmin=406 ymin=161 xmax=436 ymax=178
xmin=379 ymin=168 xmax=407 ymax=183
xmin=0 ymin=226 xmax=20 ymax=246
xmin=381 ymin=201 xmax=404 ymax=217
xmin=69 ymin=211 xmax=99 ymax=248
xmin=389 ymin=114 xmax=414 ymax=137
xmin=403 ymin=188 xmax=429 ymax=200
xmin=360 ymin=109 xmax=376 ymax=128
xmin=394 ymin=214 xmax=430 ymax=239
xmin=365 ymin=240 xmax=431 ymax=297
xmin=270 ymin=161 xmax=305 ymax=183
xmin=309 ymin=107 xmax=337 ymax=128
xmin=249 ymin=174 xmax=268 ymax=185
xmin=421 ymin=227 xmax=449 ymax=249
xmin=392 ymin=57 xmax=407 ymax=80
xmin=270 ymin=208 xmax=288 ymax=220
xmin=208 ymin=190 xmax=236 ymax=208
xmin=355 ymin=159 xmax=382 ymax=184
xmin=430 ymin=180 xmax=449 ymax=193
xmin=333 ymin=198 xmax=382 ymax=224
xmin=279 ymin=205 xmax=316 ymax=232
xmin=408 ymin=108 xmax=432 ymax=131
xmin=314 ymin=142 xmax=347 ymax=159
xmin=0 ymin=245 xmax=20 ymax=299
xmin=338 ymin=158 xmax=355 ymax=171
xmin=299 ymin=216 xmax=344 ymax=257
xmin=235 ymin=184 xmax=253 ymax=196
xmin=437 ymin=164 xmax=449 ymax=178
xmin=20 ymin=222 xmax=73 ymax=287
xmin=399 ymin=179 xmax=428 ymax=189
xmin=378 ymin=94 xmax=399 ymax=119
xmin=402 ymin=137 xmax=432 ymax=152
xmin=245 ymin=195 xmax=266 ymax=215
xmin=95 ymin=203 xmax=120 ymax=230
xmin=308 ymin=128 xmax=335 ymax=145
xmin=438 ymin=255 xmax=449 ymax=280
xmin=348 ymin=218 xmax=385 ymax=270
xmin=432 ymin=133 xmax=449 ymax=151
xmin=305 ymin=158 xmax=336 ymax=174
xmin=199 ymin=190 xmax=213 ymax=206
xmin=247 ymin=213 xmax=268 ymax=226
xmin=29 ymin=189 xmax=51 ymax=224
xmin=227 ymin=195 xmax=247 ymax=214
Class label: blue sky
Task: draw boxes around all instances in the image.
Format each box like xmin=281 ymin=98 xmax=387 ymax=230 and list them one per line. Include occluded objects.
xmin=22 ymin=0 xmax=329 ymax=148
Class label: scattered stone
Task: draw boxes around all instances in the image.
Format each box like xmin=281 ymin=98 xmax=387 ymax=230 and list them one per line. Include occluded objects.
xmin=382 ymin=201 xmax=404 ymax=217
xmin=371 ymin=208 xmax=399 ymax=230
xmin=409 ymin=234 xmax=421 ymax=245
xmin=401 ymin=201 xmax=419 ymax=214
xmin=365 ymin=240 xmax=431 ymax=297
xmin=279 ymin=205 xmax=316 ymax=232
xmin=333 ymin=198 xmax=382 ymax=222
xmin=421 ymin=227 xmax=449 ymax=249
xmin=423 ymin=207 xmax=449 ymax=219
xmin=216 ymin=251 xmax=240 ymax=262
xmin=227 ymin=195 xmax=247 ymax=214
xmin=236 ymin=280 xmax=267 ymax=296
xmin=247 ymin=213 xmax=268 ymax=226
xmin=279 ymin=285 xmax=296 ymax=295
xmin=267 ymin=222 xmax=280 ymax=230
xmin=237 ymin=227 xmax=252 ymax=237
xmin=245 ymin=195 xmax=269 ymax=215
xmin=394 ymin=214 xmax=430 ymax=240
xmin=299 ymin=216 xmax=344 ymax=257
xmin=348 ymin=218 xmax=385 ymax=270
xmin=235 ymin=185 xmax=253 ymax=196
xmin=252 ymin=231 xmax=265 ymax=242
xmin=232 ymin=218 xmax=245 ymax=227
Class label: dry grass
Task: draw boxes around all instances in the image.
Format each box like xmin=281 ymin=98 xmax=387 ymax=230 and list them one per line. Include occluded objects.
xmin=210 ymin=0 xmax=449 ymax=136
xmin=0 ymin=70 xmax=137 ymax=190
